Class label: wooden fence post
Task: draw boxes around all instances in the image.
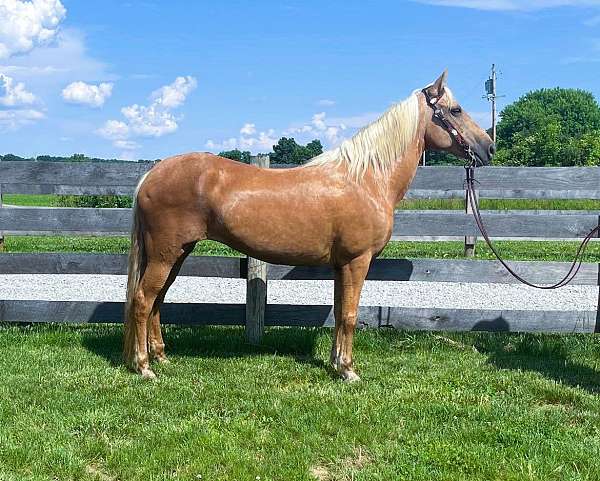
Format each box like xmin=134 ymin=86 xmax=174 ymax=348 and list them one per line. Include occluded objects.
xmin=245 ymin=154 xmax=269 ymax=344
xmin=464 ymin=183 xmax=479 ymax=257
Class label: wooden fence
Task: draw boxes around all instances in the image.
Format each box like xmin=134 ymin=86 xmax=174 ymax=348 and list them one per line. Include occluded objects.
xmin=0 ymin=159 xmax=598 ymax=335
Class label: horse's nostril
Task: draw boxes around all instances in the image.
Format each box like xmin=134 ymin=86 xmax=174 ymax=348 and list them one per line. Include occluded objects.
xmin=488 ymin=143 xmax=496 ymax=156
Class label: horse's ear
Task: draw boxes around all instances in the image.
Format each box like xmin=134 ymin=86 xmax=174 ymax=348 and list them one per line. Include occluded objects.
xmin=426 ymin=70 xmax=448 ymax=99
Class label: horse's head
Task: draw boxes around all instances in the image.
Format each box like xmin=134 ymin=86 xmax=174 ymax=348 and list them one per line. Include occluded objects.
xmin=422 ymin=70 xmax=495 ymax=166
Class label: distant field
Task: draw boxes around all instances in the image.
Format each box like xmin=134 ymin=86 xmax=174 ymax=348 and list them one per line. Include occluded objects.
xmin=3 ymin=236 xmax=600 ymax=263
xmin=399 ymin=198 xmax=600 ymax=211
xmin=2 ymin=194 xmax=57 ymax=207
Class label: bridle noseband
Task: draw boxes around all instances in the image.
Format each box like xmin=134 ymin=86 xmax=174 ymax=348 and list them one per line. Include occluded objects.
xmin=420 ymin=87 xmax=600 ymax=289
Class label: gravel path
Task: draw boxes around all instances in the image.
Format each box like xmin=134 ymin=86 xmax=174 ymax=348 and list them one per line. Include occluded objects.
xmin=0 ymin=275 xmax=596 ymax=311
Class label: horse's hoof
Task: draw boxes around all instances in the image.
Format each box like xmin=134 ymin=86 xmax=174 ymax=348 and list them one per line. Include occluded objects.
xmin=341 ymin=370 xmax=361 ymax=383
xmin=140 ymin=368 xmax=157 ymax=380
xmin=156 ymin=356 xmax=170 ymax=364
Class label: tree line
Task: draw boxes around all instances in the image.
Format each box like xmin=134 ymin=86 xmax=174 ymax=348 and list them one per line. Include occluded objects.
xmin=0 ymin=153 xmax=156 ymax=163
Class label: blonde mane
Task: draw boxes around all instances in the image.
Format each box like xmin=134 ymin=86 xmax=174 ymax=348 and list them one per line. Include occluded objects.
xmin=306 ymin=87 xmax=455 ymax=181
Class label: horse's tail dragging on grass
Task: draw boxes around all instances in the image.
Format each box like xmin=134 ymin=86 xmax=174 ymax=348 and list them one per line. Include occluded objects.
xmin=123 ymin=171 xmax=150 ymax=366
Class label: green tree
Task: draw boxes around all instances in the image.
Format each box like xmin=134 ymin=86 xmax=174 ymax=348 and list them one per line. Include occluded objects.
xmin=495 ymin=88 xmax=600 ymax=166
xmin=305 ymin=139 xmax=323 ymax=159
xmin=424 ymin=151 xmax=462 ymax=166
xmin=218 ymin=149 xmax=252 ymax=164
xmin=270 ymin=137 xmax=323 ymax=164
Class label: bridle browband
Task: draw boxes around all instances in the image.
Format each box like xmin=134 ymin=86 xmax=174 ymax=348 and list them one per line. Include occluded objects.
xmin=421 ymin=87 xmax=600 ymax=289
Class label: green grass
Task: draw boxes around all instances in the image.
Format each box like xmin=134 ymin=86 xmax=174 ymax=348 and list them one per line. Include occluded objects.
xmin=1 ymin=324 xmax=600 ymax=480
xmin=398 ymin=198 xmax=600 ymax=210
xmin=2 ymin=194 xmax=57 ymax=207
xmin=3 ymin=236 xmax=599 ymax=262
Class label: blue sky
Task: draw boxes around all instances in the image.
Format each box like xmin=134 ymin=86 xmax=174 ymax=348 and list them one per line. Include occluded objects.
xmin=1 ymin=0 xmax=600 ymax=160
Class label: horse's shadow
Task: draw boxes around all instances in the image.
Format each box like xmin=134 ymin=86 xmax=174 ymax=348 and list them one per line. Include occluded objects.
xmin=473 ymin=332 xmax=600 ymax=395
xmin=81 ymin=324 xmax=331 ymax=374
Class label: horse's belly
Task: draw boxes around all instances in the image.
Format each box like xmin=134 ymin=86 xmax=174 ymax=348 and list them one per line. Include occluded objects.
xmin=209 ymin=204 xmax=334 ymax=265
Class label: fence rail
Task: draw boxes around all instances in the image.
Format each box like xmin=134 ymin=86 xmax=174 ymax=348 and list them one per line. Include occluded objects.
xmin=0 ymin=159 xmax=598 ymax=334
xmin=1 ymin=207 xmax=598 ymax=238
xmin=2 ymin=161 xmax=600 ymax=199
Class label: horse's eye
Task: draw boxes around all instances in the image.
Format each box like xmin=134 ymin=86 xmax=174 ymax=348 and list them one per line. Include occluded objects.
xmin=450 ymin=107 xmax=462 ymax=116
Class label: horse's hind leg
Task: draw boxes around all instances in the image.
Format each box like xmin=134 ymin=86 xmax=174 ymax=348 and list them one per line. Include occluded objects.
xmin=130 ymin=258 xmax=175 ymax=379
xmin=148 ymin=243 xmax=196 ymax=363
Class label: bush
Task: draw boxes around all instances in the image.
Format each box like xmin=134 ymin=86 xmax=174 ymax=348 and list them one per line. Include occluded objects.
xmin=57 ymin=195 xmax=132 ymax=208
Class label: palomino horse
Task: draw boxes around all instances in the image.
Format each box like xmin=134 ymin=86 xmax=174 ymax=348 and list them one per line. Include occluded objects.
xmin=123 ymin=71 xmax=495 ymax=381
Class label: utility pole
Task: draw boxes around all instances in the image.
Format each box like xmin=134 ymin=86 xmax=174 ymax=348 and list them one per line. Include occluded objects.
xmin=484 ymin=64 xmax=503 ymax=142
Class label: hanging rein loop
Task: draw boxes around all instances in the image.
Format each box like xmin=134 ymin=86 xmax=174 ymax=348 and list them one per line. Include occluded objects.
xmin=422 ymin=88 xmax=600 ymax=289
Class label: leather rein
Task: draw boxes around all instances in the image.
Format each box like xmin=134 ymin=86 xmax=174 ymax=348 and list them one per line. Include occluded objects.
xmin=422 ymin=88 xmax=600 ymax=289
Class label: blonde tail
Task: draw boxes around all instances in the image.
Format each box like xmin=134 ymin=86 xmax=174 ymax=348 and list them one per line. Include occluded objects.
xmin=123 ymin=171 xmax=150 ymax=367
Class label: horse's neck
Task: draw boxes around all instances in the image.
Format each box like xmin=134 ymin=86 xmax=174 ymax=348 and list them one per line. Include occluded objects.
xmin=384 ymin=121 xmax=426 ymax=206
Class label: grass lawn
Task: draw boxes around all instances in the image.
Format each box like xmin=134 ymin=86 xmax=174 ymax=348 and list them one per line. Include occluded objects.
xmin=1 ymin=324 xmax=600 ymax=480
xmin=3 ymin=236 xmax=600 ymax=263
xmin=4 ymin=193 xmax=600 ymax=211
xmin=2 ymin=194 xmax=57 ymax=207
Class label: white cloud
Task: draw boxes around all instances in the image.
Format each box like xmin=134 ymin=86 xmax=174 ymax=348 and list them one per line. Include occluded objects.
xmin=0 ymin=29 xmax=113 ymax=84
xmin=114 ymin=139 xmax=140 ymax=150
xmin=0 ymin=108 xmax=44 ymax=130
xmin=284 ymin=111 xmax=348 ymax=145
xmin=62 ymin=81 xmax=113 ymax=107
xmin=150 ymin=75 xmax=197 ymax=108
xmin=0 ymin=73 xmax=42 ymax=130
xmin=97 ymin=119 xmax=129 ymax=140
xmin=412 ymin=0 xmax=600 ymax=10
xmin=0 ymin=73 xmax=36 ymax=106
xmin=0 ymin=0 xmax=66 ymax=59
xmin=317 ymin=99 xmax=335 ymax=107
xmin=98 ymin=76 xmax=197 ymax=151
xmin=239 ymin=128 xmax=277 ymax=150
xmin=206 ymin=110 xmax=356 ymax=154
xmin=240 ymin=122 xmax=256 ymax=135
xmin=206 ymin=128 xmax=277 ymax=152
xmin=120 ymin=103 xmax=178 ymax=137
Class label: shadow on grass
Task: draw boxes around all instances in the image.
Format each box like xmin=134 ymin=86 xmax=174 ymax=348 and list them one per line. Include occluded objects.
xmin=81 ymin=325 xmax=332 ymax=374
xmin=473 ymin=333 xmax=600 ymax=394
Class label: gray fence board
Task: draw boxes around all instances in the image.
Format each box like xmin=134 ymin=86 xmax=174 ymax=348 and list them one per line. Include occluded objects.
xmin=392 ymin=210 xmax=600 ymax=238
xmin=2 ymin=207 xmax=598 ymax=238
xmin=269 ymin=258 xmax=600 ymax=285
xmin=1 ymin=254 xmax=597 ymax=285
xmin=2 ymin=162 xmax=600 ymax=199
xmin=0 ymin=207 xmax=131 ymax=235
xmin=408 ymin=166 xmax=600 ymax=199
xmin=0 ymin=300 xmax=596 ymax=333
xmin=0 ymin=161 xmax=152 ymax=187
xmin=0 ymin=253 xmax=245 ymax=277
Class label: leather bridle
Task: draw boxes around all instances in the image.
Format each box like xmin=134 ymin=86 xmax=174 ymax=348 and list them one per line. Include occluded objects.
xmin=422 ymin=87 xmax=600 ymax=289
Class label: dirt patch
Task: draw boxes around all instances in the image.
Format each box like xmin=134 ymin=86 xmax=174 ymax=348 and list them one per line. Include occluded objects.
xmin=310 ymin=447 xmax=372 ymax=481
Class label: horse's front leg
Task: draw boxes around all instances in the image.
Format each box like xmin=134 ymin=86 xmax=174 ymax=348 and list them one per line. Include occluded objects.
xmin=331 ymin=253 xmax=371 ymax=382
